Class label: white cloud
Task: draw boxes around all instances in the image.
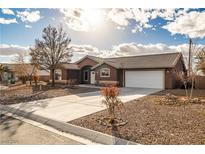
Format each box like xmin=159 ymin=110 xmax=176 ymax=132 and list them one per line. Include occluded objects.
xmin=132 ymin=25 xmax=143 ymax=33
xmin=132 ymin=9 xmax=152 ymax=26
xmin=163 ymin=11 xmax=205 ymax=38
xmin=68 ymin=44 xmax=103 ymax=62
xmin=71 ymin=44 xmax=102 ymax=55
xmin=25 ymin=24 xmax=32 ymax=28
xmin=107 ymin=9 xmax=169 ymax=33
xmin=110 ymin=43 xmax=177 ymax=57
xmin=152 ymin=27 xmax=156 ymax=31
xmin=70 ymin=42 xmax=195 ymax=64
xmin=58 ymin=8 xmax=198 ymax=35
xmin=59 ymin=8 xmax=106 ymax=31
xmin=17 ymin=10 xmax=41 ymax=23
xmin=0 ymin=44 xmax=29 ymax=56
xmin=107 ymin=8 xmax=133 ymax=26
xmin=151 ymin=9 xmax=176 ymax=20
xmin=108 ymin=42 xmax=204 ymax=69
xmin=1 ymin=8 xmax=15 ymax=15
xmin=108 ymin=8 xmax=153 ymax=33
xmin=0 ymin=18 xmax=17 ymax=24
xmin=0 ymin=55 xmax=18 ymax=63
xmin=60 ymin=8 xmax=88 ymax=31
xmin=107 ymin=8 xmax=193 ymax=34
xmin=1 ymin=42 xmax=203 ymax=67
xmin=0 ymin=44 xmax=30 ymax=63
xmin=116 ymin=26 xmax=125 ymax=30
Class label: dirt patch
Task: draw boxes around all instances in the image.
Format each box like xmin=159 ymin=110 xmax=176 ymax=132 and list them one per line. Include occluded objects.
xmin=0 ymin=84 xmax=99 ymax=105
xmin=69 ymin=89 xmax=205 ymax=144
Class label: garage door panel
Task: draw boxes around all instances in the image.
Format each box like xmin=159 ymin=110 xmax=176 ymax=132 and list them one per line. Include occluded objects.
xmin=125 ymin=70 xmax=164 ymax=89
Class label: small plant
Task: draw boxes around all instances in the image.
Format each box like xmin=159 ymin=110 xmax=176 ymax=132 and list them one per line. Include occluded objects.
xmin=68 ymin=79 xmax=76 ymax=89
xmin=33 ymin=75 xmax=39 ymax=86
xmin=166 ymin=93 xmax=178 ymax=102
xmin=101 ymin=86 xmax=124 ymax=125
xmin=175 ymin=70 xmax=196 ymax=102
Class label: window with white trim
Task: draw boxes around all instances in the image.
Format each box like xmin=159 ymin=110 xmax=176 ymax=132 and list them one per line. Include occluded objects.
xmin=100 ymin=68 xmax=110 ymax=77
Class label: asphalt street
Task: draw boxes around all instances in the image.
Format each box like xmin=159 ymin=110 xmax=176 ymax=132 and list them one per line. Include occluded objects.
xmin=0 ymin=114 xmax=82 ymax=145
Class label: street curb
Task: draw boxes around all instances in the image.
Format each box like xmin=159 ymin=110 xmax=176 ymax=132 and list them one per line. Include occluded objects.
xmin=0 ymin=105 xmax=137 ymax=145
xmin=2 ymin=111 xmax=99 ymax=145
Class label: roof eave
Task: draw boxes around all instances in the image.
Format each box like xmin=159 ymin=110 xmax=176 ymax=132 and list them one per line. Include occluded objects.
xmin=91 ymin=62 xmax=119 ymax=70
xmin=74 ymin=55 xmax=101 ymax=64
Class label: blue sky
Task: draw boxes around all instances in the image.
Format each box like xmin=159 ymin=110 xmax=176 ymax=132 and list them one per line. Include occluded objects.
xmin=1 ymin=8 xmax=205 ymax=63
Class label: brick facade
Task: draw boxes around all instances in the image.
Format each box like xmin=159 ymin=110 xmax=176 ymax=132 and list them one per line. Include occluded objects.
xmin=165 ymin=56 xmax=186 ymax=89
xmin=77 ymin=58 xmax=98 ymax=69
xmin=195 ymin=76 xmax=205 ymax=89
xmin=62 ymin=54 xmax=186 ymax=89
xmin=94 ymin=63 xmax=119 ymax=86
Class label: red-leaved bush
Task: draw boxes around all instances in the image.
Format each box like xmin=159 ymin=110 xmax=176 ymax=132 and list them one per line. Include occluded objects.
xmin=101 ymin=86 xmax=123 ymax=124
xmin=101 ymin=86 xmax=120 ymax=98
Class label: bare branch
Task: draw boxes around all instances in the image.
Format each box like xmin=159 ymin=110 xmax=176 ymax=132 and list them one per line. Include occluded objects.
xmin=30 ymin=25 xmax=72 ymax=86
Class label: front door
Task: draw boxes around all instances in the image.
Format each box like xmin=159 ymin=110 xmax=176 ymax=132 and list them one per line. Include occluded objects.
xmin=83 ymin=70 xmax=89 ymax=83
xmin=81 ymin=66 xmax=92 ymax=84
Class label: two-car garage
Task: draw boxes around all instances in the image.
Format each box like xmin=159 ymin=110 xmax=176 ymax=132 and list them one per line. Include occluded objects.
xmin=125 ymin=70 xmax=165 ymax=89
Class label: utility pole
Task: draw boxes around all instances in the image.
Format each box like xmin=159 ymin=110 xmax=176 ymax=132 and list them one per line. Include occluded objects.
xmin=188 ymin=38 xmax=192 ymax=77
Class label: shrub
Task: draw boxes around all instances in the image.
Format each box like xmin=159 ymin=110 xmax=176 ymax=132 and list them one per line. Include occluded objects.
xmin=33 ymin=75 xmax=40 ymax=86
xmin=101 ymin=86 xmax=123 ymax=124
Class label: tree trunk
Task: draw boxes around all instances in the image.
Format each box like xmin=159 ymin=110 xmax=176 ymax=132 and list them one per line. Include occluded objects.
xmin=190 ymin=74 xmax=195 ymax=99
xmin=29 ymin=75 xmax=32 ymax=86
xmin=51 ymin=69 xmax=55 ymax=87
xmin=34 ymin=79 xmax=37 ymax=86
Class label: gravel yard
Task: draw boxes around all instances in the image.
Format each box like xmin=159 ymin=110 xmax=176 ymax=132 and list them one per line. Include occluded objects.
xmin=0 ymin=84 xmax=99 ymax=105
xmin=69 ymin=89 xmax=205 ymax=144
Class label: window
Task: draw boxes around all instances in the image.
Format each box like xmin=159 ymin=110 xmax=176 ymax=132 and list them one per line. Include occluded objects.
xmin=100 ymin=68 xmax=110 ymax=77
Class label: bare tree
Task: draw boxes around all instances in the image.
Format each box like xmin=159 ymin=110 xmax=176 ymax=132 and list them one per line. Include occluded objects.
xmin=12 ymin=53 xmax=35 ymax=84
xmin=32 ymin=64 xmax=39 ymax=86
xmin=30 ymin=25 xmax=72 ymax=87
xmin=176 ymin=38 xmax=203 ymax=101
xmin=196 ymin=46 xmax=205 ymax=75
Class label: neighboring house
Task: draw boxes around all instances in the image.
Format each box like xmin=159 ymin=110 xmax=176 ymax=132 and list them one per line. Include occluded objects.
xmin=38 ymin=70 xmax=50 ymax=82
xmin=0 ymin=63 xmax=50 ymax=83
xmin=0 ymin=64 xmax=16 ymax=82
xmin=58 ymin=52 xmax=186 ymax=89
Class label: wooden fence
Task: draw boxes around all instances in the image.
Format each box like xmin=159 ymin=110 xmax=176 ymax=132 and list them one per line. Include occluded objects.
xmin=195 ymin=76 xmax=205 ymax=89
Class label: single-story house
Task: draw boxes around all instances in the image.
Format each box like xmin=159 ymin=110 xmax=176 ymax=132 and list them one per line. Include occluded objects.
xmin=38 ymin=70 xmax=50 ymax=82
xmin=0 ymin=63 xmax=51 ymax=83
xmin=58 ymin=52 xmax=186 ymax=89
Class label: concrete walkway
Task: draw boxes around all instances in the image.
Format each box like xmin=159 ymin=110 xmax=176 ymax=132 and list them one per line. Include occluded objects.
xmin=3 ymin=88 xmax=160 ymax=122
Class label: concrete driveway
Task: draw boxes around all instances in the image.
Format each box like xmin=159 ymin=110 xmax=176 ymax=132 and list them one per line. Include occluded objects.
xmin=5 ymin=88 xmax=160 ymax=122
xmin=0 ymin=85 xmax=8 ymax=90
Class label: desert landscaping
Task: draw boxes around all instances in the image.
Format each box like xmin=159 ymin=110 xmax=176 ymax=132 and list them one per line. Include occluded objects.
xmin=70 ymin=89 xmax=205 ymax=144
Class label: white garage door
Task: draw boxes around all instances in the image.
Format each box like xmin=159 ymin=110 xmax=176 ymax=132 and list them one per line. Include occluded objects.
xmin=125 ymin=70 xmax=165 ymax=89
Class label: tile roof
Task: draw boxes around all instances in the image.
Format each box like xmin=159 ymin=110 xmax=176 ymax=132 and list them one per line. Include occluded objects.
xmin=38 ymin=70 xmax=50 ymax=76
xmin=92 ymin=52 xmax=183 ymax=69
xmin=74 ymin=55 xmax=104 ymax=64
xmin=60 ymin=63 xmax=80 ymax=70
